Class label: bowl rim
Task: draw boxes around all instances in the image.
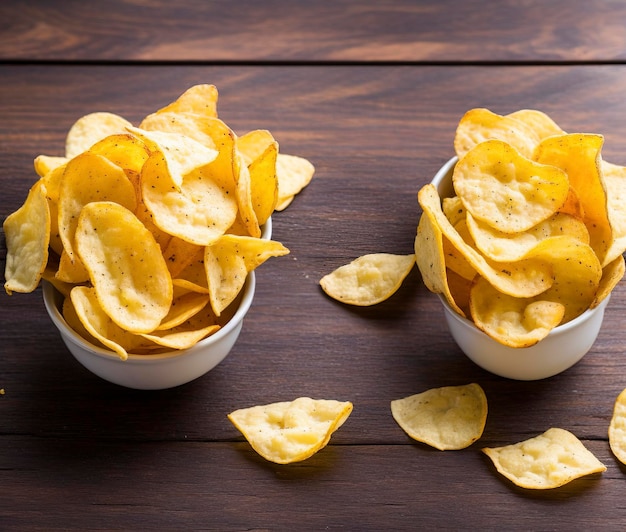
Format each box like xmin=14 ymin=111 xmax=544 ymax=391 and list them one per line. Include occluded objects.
xmin=42 ymin=271 xmax=256 ymax=363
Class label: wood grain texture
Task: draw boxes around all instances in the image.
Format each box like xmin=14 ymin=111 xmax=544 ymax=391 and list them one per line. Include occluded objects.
xmin=2 ymin=0 xmax=626 ymax=63
xmin=2 ymin=64 xmax=626 ymax=528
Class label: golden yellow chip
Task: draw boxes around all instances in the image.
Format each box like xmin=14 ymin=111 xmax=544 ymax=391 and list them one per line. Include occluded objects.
xmin=415 ymin=204 xmax=467 ymax=316
xmin=65 ymin=111 xmax=133 ymax=159
xmin=320 ymin=253 xmax=415 ymax=306
xmin=591 ymin=254 xmax=624 ymax=309
xmin=482 ymin=428 xmax=606 ymax=489
xmin=609 ymin=388 xmax=626 ymax=465
xmin=58 ymin=152 xmax=137 ymax=263
xmin=391 ymin=383 xmax=487 ymax=451
xmin=69 ymin=286 xmax=137 ymax=360
xmin=3 ymin=180 xmax=50 ymax=294
xmin=237 ymin=130 xmax=279 ymax=227
xmin=75 ymin=201 xmax=173 ymax=334
xmin=453 ymin=108 xmax=541 ymax=160
xmin=228 ymin=397 xmax=353 ymax=464
xmin=506 ymin=109 xmax=565 ymax=141
xmin=600 ymin=160 xmax=626 ymax=265
xmin=466 ymin=211 xmax=590 ymax=263
xmin=418 ymin=184 xmax=553 ymax=299
xmin=534 ymin=133 xmax=612 ymax=265
xmin=275 ymin=153 xmax=315 ymax=211
xmin=204 ymin=234 xmax=289 ymax=315
xmin=469 ymin=277 xmax=565 ymax=348
xmin=146 ymin=84 xmax=219 ymax=119
xmin=453 ymin=140 xmax=569 ymax=233
xmin=87 ymin=133 xmax=151 ymax=176
xmin=156 ymin=291 xmax=211 ymax=331
xmin=141 ymin=150 xmax=238 ymax=246
xmin=33 ymin=155 xmax=68 ymax=178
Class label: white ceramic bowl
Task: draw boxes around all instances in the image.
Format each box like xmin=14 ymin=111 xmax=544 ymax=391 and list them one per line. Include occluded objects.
xmin=429 ymin=157 xmax=610 ymax=380
xmin=41 ymin=219 xmax=271 ymax=390
xmin=43 ymin=272 xmax=256 ymax=390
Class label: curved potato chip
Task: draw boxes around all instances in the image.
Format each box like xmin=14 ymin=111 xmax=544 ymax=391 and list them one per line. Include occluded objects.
xmin=58 ymin=152 xmax=137 ymax=263
xmin=469 ymin=276 xmax=565 ymax=348
xmin=88 ymin=133 xmax=151 ymax=175
xmin=466 ymin=211 xmax=590 ymax=263
xmin=453 ymin=140 xmax=569 ymax=233
xmin=237 ymin=130 xmax=279 ymax=226
xmin=75 ymin=201 xmax=173 ymax=334
xmin=609 ymin=388 xmax=626 ymax=465
xmin=128 ymin=127 xmax=219 ymax=188
xmin=482 ymin=428 xmax=606 ymax=489
xmin=453 ymin=108 xmax=540 ymax=160
xmin=600 ymin=160 xmax=626 ymax=265
xmin=534 ymin=133 xmax=612 ymax=265
xmin=417 ymin=184 xmax=553 ymax=298
xmin=205 ymin=234 xmax=289 ymax=315
xmin=228 ymin=397 xmax=353 ymax=464
xmin=69 ymin=286 xmax=137 ymax=360
xmin=415 ymin=206 xmax=467 ymax=316
xmin=391 ymin=383 xmax=487 ymax=450
xmin=65 ymin=111 xmax=133 ymax=159
xmin=591 ymin=254 xmax=625 ymax=309
xmin=320 ymin=253 xmax=415 ymax=306
xmin=3 ymin=180 xmax=50 ymax=294
xmin=145 ymin=84 xmax=219 ymax=119
xmin=523 ymin=235 xmax=602 ymax=323
xmin=506 ymin=109 xmax=565 ymax=141
xmin=141 ymin=151 xmax=238 ymax=246
xmin=275 ymin=153 xmax=315 ymax=211
xmin=34 ymin=155 xmax=68 ymax=178
xmin=156 ymin=291 xmax=212 ymax=331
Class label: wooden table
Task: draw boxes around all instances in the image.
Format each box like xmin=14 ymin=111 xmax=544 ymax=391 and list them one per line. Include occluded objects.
xmin=3 ymin=1 xmax=626 ymax=529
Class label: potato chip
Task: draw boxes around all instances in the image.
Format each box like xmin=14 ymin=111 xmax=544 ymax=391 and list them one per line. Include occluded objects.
xmin=469 ymin=276 xmax=565 ymax=348
xmin=228 ymin=397 xmax=353 ymax=464
xmin=58 ymin=152 xmax=137 ymax=263
xmin=534 ymin=134 xmax=612 ymax=265
xmin=237 ymin=130 xmax=279 ymax=227
xmin=591 ymin=254 xmax=624 ymax=309
xmin=600 ymin=160 xmax=626 ymax=265
xmin=204 ymin=234 xmax=289 ymax=315
xmin=69 ymin=286 xmax=136 ymax=360
xmin=415 ymin=205 xmax=467 ymax=316
xmin=417 ymin=184 xmax=553 ymax=299
xmin=156 ymin=291 xmax=211 ymax=331
xmin=147 ymin=83 xmax=219 ymax=119
xmin=141 ymin=150 xmax=238 ymax=246
xmin=3 ymin=180 xmax=50 ymax=294
xmin=75 ymin=201 xmax=173 ymax=334
xmin=320 ymin=253 xmax=415 ymax=306
xmin=453 ymin=140 xmax=569 ymax=233
xmin=506 ymin=109 xmax=565 ymax=141
xmin=453 ymin=108 xmax=541 ymax=160
xmin=87 ymin=133 xmax=151 ymax=176
xmin=609 ymin=388 xmax=626 ymax=465
xmin=466 ymin=211 xmax=590 ymax=263
xmin=65 ymin=111 xmax=133 ymax=159
xmin=34 ymin=155 xmax=68 ymax=178
xmin=275 ymin=153 xmax=315 ymax=211
xmin=391 ymin=383 xmax=487 ymax=451
xmin=482 ymin=428 xmax=606 ymax=489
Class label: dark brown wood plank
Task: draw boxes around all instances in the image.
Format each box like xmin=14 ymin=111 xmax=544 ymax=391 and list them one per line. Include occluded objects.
xmin=0 ymin=437 xmax=622 ymax=530
xmin=3 ymin=64 xmax=626 ymax=529
xmin=2 ymin=0 xmax=626 ymax=63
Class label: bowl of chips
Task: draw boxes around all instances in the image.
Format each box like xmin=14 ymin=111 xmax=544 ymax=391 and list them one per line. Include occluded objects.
xmin=4 ymin=84 xmax=318 ymax=389
xmin=43 ymin=272 xmax=256 ymax=389
xmin=415 ymin=108 xmax=626 ymax=380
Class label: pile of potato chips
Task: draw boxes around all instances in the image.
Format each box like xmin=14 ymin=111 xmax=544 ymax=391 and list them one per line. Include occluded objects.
xmin=416 ymin=108 xmax=626 ymax=347
xmin=3 ymin=84 xmax=315 ymax=359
